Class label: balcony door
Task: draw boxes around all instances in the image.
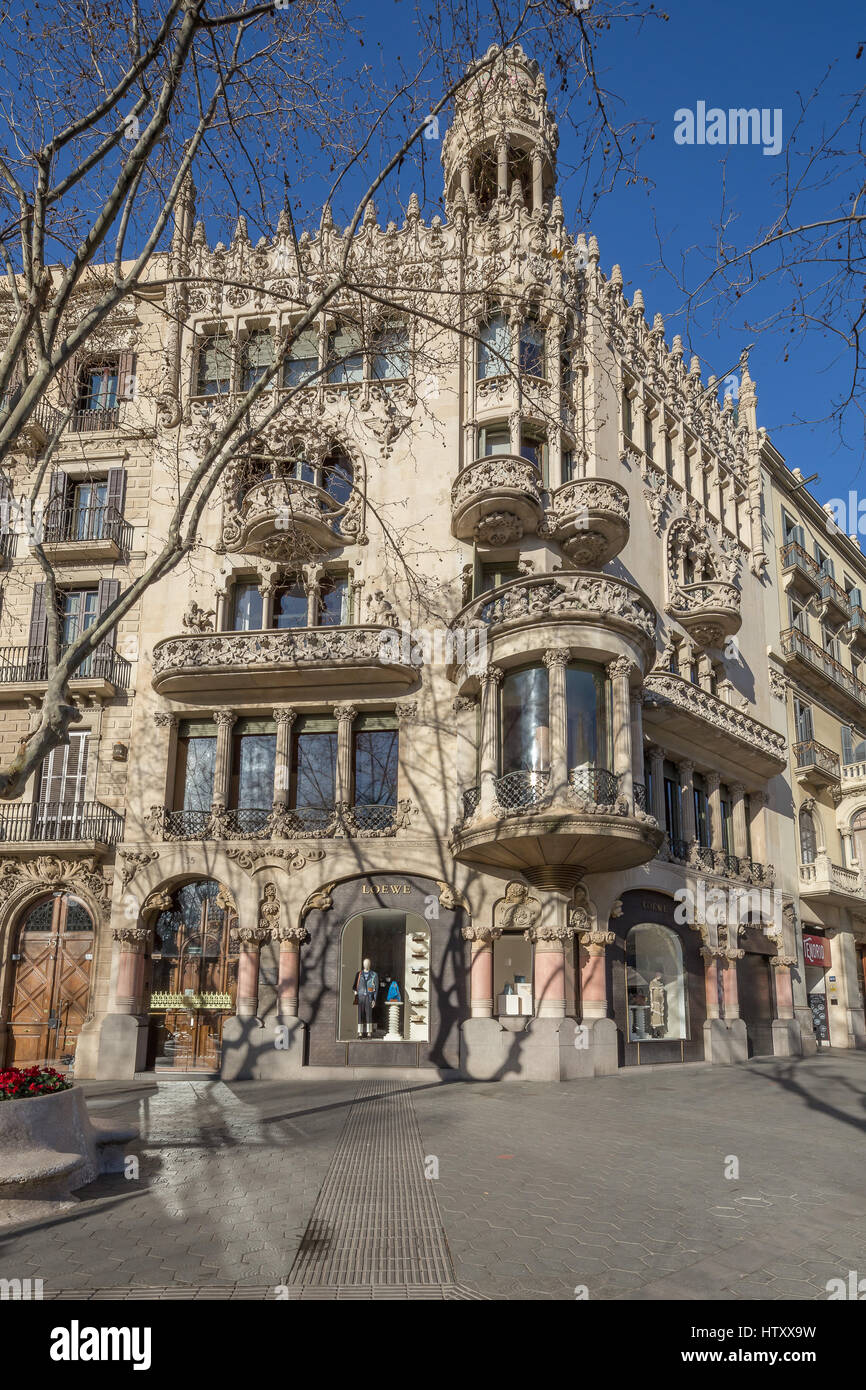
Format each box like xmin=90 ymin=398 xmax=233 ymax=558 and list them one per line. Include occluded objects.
xmin=35 ymin=733 xmax=89 ymax=840
xmin=6 ymin=893 xmax=94 ymax=1065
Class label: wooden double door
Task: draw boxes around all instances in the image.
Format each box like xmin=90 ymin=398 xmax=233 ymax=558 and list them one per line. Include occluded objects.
xmin=6 ymin=893 xmax=94 ymax=1066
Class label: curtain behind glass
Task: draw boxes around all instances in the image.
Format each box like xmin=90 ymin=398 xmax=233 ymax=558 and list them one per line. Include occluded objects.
xmin=183 ymin=738 xmax=216 ymax=810
xmin=566 ymin=665 xmax=603 ymax=770
xmin=501 ymin=667 xmax=549 ymax=773
xmin=354 ymin=730 xmax=398 ymax=805
xmin=235 ymin=734 xmax=276 ymax=807
xmin=232 ymin=582 xmax=263 ymax=630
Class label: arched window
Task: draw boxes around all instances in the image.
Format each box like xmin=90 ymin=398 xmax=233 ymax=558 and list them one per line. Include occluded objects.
xmin=851 ymin=809 xmax=866 ymax=867
xmin=470 ymin=149 xmax=497 ymax=210
xmin=799 ymin=807 xmax=818 ymax=865
xmin=626 ymin=923 xmax=688 ymax=1042
xmin=338 ymin=911 xmax=430 ymax=1042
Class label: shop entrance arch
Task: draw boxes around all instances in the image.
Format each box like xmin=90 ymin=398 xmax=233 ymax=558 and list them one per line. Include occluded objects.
xmin=6 ymin=893 xmax=94 ymax=1066
xmin=337 ymin=910 xmax=431 ymax=1043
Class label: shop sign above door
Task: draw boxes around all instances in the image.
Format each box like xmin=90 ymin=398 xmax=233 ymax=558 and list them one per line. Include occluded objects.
xmin=803 ymin=934 xmax=831 ymax=968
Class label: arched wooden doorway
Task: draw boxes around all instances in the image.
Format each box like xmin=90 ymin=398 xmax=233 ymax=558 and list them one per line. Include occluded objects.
xmin=6 ymin=893 xmax=95 ymax=1066
xmin=145 ymin=880 xmax=239 ymax=1072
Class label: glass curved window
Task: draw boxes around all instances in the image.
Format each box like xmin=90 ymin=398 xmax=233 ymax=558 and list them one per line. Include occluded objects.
xmin=477 ymin=311 xmax=510 ymax=380
xmin=232 ymin=581 xmax=263 ymax=631
xmin=626 ymin=923 xmax=688 ymax=1042
xmin=519 ymin=315 xmax=545 ymax=377
xmin=322 ymin=452 xmax=353 ymax=507
xmin=799 ymin=809 xmax=818 ymax=865
xmin=501 ymin=666 xmax=549 ymax=774
xmin=566 ymin=663 xmax=607 ymax=773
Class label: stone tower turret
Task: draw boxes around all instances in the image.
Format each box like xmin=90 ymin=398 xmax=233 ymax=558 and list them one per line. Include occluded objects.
xmin=442 ymin=44 xmax=558 ymax=214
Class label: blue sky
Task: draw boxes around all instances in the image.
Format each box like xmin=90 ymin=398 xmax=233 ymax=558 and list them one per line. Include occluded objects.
xmin=325 ymin=0 xmax=864 ymax=501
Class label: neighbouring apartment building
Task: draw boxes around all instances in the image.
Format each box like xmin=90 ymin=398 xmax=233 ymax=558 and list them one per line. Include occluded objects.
xmin=0 ymin=44 xmax=863 ymax=1083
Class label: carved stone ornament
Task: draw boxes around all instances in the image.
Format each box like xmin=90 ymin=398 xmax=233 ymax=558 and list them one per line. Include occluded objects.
xmin=258 ymin=881 xmax=281 ymax=933
xmin=0 ymin=856 xmax=111 ymax=911
xmin=231 ymin=925 xmax=271 ymax=949
xmin=119 ymin=849 xmax=160 ymax=890
xmin=300 ymin=880 xmax=337 ymax=921
xmin=224 ymin=845 xmax=326 ymax=874
xmin=499 ymin=881 xmax=542 ymax=932
xmin=273 ymin=924 xmax=309 ymax=946
xmin=142 ymin=889 xmax=174 ymax=916
xmin=112 ymin=925 xmax=150 ymax=953
xmin=578 ymin=930 xmax=616 ymax=948
xmin=769 ymin=667 xmax=790 ymax=700
xmin=456 ymin=571 xmax=656 ymax=646
xmin=474 ymin=510 xmax=524 ymax=546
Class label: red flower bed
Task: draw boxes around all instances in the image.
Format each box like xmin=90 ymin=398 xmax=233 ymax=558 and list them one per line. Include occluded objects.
xmin=0 ymin=1066 xmax=72 ymax=1101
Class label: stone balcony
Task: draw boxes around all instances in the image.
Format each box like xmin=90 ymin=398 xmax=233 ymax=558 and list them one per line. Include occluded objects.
xmin=451 ymin=765 xmax=663 ymax=887
xmin=793 ymin=738 xmax=840 ymax=790
xmin=449 ymin=570 xmax=657 ymax=688
xmin=665 ymin=579 xmax=742 ymax=648
xmin=221 ymin=477 xmax=353 ymax=554
xmin=450 ymin=455 xmax=544 ymax=544
xmin=547 ymin=478 xmax=630 ymax=566
xmin=840 ymin=759 xmax=866 ymax=795
xmin=643 ymin=673 xmax=787 ymax=781
xmin=150 ymin=625 xmax=417 ymax=702
xmin=799 ymin=852 xmax=864 ymax=907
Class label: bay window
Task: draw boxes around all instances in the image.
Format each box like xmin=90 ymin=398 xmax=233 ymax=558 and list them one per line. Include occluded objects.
xmin=477 ymin=310 xmax=510 ymax=379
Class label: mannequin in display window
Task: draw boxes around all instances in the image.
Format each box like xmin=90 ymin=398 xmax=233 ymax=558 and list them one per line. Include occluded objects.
xmin=353 ymin=957 xmax=379 ymax=1037
xmin=649 ymin=973 xmax=667 ymax=1037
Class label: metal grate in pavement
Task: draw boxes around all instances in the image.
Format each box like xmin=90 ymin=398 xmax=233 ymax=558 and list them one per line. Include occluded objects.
xmin=42 ymin=1283 xmax=485 ymax=1301
xmin=287 ymin=1080 xmax=454 ymax=1287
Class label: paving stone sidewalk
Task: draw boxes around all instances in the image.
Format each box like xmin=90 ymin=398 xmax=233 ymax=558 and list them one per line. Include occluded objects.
xmin=0 ymin=1053 xmax=863 ymax=1301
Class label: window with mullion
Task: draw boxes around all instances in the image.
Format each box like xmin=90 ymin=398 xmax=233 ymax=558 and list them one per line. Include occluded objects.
xmin=241 ymin=329 xmax=275 ymax=392
xmin=196 ymin=333 xmax=233 ymax=396
xmin=353 ymin=726 xmax=399 ymax=807
xmin=477 ymin=311 xmax=511 ymax=379
xmin=78 ymin=361 xmax=118 ymax=413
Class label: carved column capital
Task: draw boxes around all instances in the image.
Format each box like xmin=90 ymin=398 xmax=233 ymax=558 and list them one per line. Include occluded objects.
xmin=333 ymin=703 xmax=357 ymax=724
xmin=524 ymin=923 xmax=576 ymax=945
xmin=274 ymin=924 xmax=309 ymax=947
xmin=273 ymin=706 xmax=297 ymax=726
xmin=770 ymin=954 xmax=797 ymax=969
xmin=480 ymin=664 xmax=504 ymax=688
xmin=543 ymin=649 xmax=570 ymax=670
xmin=578 ymin=929 xmax=616 ymax=949
xmin=461 ymin=924 xmax=502 ymax=945
xmin=231 ymin=925 xmax=271 ymax=950
xmin=606 ymin=656 xmax=635 ymax=681
xmin=153 ymin=712 xmax=178 ymax=729
xmin=112 ymin=926 xmax=150 ymax=953
xmin=213 ymin=709 xmax=237 ymax=728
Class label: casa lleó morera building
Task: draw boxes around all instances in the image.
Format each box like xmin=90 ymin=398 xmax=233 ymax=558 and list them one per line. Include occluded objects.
xmin=0 ymin=44 xmax=864 ymax=1082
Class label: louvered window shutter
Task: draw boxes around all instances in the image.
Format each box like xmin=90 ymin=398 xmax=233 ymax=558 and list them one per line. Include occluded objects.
xmin=94 ymin=578 xmax=120 ymax=679
xmin=106 ymin=468 xmax=127 ymax=531
xmin=45 ymin=468 xmax=69 ymax=542
xmin=116 ymin=350 xmax=136 ymax=400
xmin=842 ymin=725 xmax=855 ymax=766
xmin=27 ymin=583 xmax=48 ymax=679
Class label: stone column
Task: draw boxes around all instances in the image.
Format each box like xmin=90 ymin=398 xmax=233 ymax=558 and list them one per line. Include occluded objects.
xmin=153 ymin=712 xmax=179 ymax=812
xmin=478 ymin=666 xmax=503 ymax=816
xmin=700 ymin=946 xmax=725 ymax=1020
xmin=706 ymin=770 xmax=723 ymax=850
xmin=607 ymin=657 xmax=634 ymax=806
xmin=212 ymin=710 xmax=237 ymax=809
xmin=630 ymin=690 xmax=644 ymax=791
xmin=304 ymin=564 xmax=323 ymax=627
xmin=749 ymin=790 xmax=769 ymax=865
xmin=770 ymin=954 xmax=796 ymax=1021
xmin=730 ymin=782 xmax=748 ymax=858
xmin=214 ymin=582 xmax=228 ymax=633
xmin=274 ymin=925 xmax=308 ymax=1020
xmin=679 ymin=758 xmax=697 ymax=842
xmin=233 ymin=926 xmax=270 ymax=1018
xmin=578 ymin=930 xmax=616 ymax=1020
xmin=272 ymin=706 xmax=296 ymax=809
xmin=531 ymin=149 xmax=543 ymax=210
xmin=526 ymin=903 xmax=576 ymax=1019
xmin=544 ymin=649 xmax=569 ymax=799
xmin=111 ymin=927 xmax=150 ymax=1014
xmin=720 ymin=947 xmax=744 ymax=1019
xmin=260 ymin=576 xmax=275 ymax=630
xmin=647 ymin=743 xmax=666 ymax=828
xmin=496 ymin=135 xmax=508 ymax=197
xmin=334 ymin=703 xmax=356 ymax=810
xmin=462 ymin=924 xmax=502 ymax=1018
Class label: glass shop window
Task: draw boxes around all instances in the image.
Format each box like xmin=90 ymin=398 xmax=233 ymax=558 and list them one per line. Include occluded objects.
xmin=566 ymin=662 xmax=607 ymax=773
xmin=493 ymin=932 xmax=534 ymax=1018
xmin=626 ymin=923 xmax=688 ymax=1042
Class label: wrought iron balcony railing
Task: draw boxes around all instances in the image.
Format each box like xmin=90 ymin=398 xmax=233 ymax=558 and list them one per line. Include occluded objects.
xmin=780 ymin=626 xmax=866 ymax=709
xmin=43 ymin=502 xmax=132 ymax=553
xmin=633 ymin=781 xmax=648 ymax=812
xmin=495 ymin=769 xmax=551 ymax=810
xmin=69 ymin=405 xmax=121 ymax=433
xmin=793 ymin=738 xmax=841 ymax=781
xmin=0 ymin=645 xmax=131 ymax=688
xmin=568 ymin=765 xmax=619 ymax=804
xmin=462 ymin=786 xmax=481 ymax=819
xmin=151 ymin=801 xmax=410 ymax=841
xmin=0 ymin=800 xmax=124 ymax=845
xmin=779 ymin=541 xmax=821 ymax=584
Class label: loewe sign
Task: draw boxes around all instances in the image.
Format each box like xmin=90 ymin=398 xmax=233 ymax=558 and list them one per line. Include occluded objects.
xmin=362 ymin=882 xmax=413 ymax=895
